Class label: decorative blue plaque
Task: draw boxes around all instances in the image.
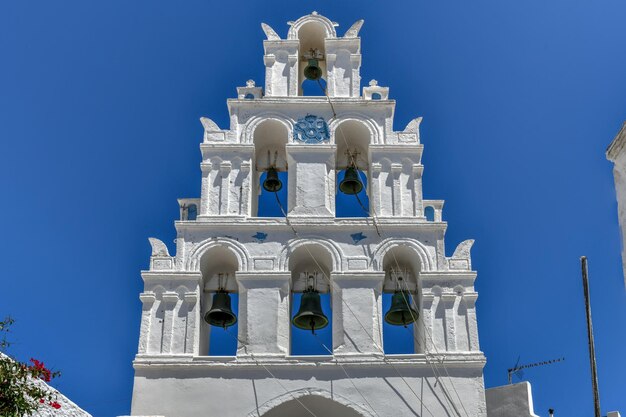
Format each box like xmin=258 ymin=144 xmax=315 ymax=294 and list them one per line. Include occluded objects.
xmin=294 ymin=115 xmax=330 ymax=143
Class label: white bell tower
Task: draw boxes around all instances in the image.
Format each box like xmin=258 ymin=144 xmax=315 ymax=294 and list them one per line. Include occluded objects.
xmin=130 ymin=12 xmax=486 ymax=417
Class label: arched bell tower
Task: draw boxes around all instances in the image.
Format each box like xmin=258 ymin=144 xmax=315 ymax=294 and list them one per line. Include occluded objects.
xmin=130 ymin=12 xmax=487 ymax=417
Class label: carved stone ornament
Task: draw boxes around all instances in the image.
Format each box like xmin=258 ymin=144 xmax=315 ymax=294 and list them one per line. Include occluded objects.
xmin=293 ymin=115 xmax=330 ymax=143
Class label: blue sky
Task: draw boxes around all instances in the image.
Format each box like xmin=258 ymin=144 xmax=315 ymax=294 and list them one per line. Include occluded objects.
xmin=1 ymin=1 xmax=625 ymax=416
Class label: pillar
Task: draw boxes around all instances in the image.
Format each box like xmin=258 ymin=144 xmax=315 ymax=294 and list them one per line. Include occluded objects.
xmin=332 ymin=272 xmax=384 ymax=355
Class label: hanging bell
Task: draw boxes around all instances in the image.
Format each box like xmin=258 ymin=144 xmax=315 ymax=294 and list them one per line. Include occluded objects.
xmin=304 ymin=59 xmax=322 ymax=81
xmin=292 ymin=289 xmax=329 ymax=333
xmin=339 ymin=165 xmax=363 ymax=195
xmin=204 ymin=290 xmax=237 ymax=328
xmin=263 ymin=166 xmax=282 ymax=192
xmin=384 ymin=291 xmax=419 ymax=327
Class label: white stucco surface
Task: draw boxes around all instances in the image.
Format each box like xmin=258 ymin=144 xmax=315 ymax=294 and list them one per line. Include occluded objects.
xmin=607 ymin=121 xmax=626 ymax=286
xmin=485 ymin=382 xmax=539 ymax=417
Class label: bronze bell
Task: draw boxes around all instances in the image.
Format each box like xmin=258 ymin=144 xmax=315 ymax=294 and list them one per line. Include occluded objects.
xmin=385 ymin=291 xmax=419 ymax=327
xmin=263 ymin=166 xmax=282 ymax=192
xmin=292 ymin=289 xmax=329 ymax=333
xmin=304 ymin=59 xmax=322 ymax=81
xmin=339 ymin=165 xmax=363 ymax=195
xmin=204 ymin=290 xmax=237 ymax=328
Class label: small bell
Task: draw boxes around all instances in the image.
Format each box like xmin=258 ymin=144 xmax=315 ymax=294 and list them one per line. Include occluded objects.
xmin=204 ymin=290 xmax=237 ymax=328
xmin=292 ymin=288 xmax=329 ymax=333
xmin=339 ymin=165 xmax=363 ymax=195
xmin=304 ymin=59 xmax=322 ymax=81
xmin=384 ymin=291 xmax=419 ymax=327
xmin=263 ymin=167 xmax=282 ymax=192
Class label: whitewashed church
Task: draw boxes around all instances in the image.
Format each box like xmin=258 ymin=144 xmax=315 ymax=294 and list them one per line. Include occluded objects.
xmin=122 ymin=12 xmax=544 ymax=417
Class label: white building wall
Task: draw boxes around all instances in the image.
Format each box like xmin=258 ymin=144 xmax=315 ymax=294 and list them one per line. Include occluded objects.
xmin=607 ymin=121 xmax=626 ymax=286
xmin=130 ymin=12 xmax=487 ymax=417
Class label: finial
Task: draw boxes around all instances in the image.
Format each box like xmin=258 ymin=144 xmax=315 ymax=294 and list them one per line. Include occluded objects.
xmin=312 ymin=11 xmax=318 ymax=15
xmin=246 ymin=79 xmax=255 ymax=88
xmin=369 ymin=79 xmax=378 ymax=87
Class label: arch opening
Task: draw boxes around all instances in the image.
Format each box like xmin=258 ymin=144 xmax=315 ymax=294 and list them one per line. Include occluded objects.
xmin=298 ymin=22 xmax=328 ymax=96
xmin=335 ymin=120 xmax=370 ymax=217
xmin=288 ymin=244 xmax=333 ymax=355
xmin=381 ymin=246 xmax=423 ymax=354
xmin=262 ymin=394 xmax=366 ymax=417
xmin=199 ymin=246 xmax=240 ymax=356
xmin=253 ymin=119 xmax=289 ymax=217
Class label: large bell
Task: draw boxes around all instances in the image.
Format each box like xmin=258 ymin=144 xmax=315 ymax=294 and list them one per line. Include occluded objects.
xmin=304 ymin=59 xmax=322 ymax=81
xmin=339 ymin=166 xmax=363 ymax=195
xmin=384 ymin=291 xmax=419 ymax=327
xmin=263 ymin=166 xmax=282 ymax=192
xmin=204 ymin=290 xmax=237 ymax=328
xmin=292 ymin=289 xmax=329 ymax=333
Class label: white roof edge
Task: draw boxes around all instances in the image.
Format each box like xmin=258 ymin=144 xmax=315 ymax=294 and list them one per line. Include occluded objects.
xmin=607 ymin=121 xmax=626 ymax=161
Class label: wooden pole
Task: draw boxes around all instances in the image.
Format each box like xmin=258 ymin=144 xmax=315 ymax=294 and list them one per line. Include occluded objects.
xmin=581 ymin=256 xmax=601 ymax=417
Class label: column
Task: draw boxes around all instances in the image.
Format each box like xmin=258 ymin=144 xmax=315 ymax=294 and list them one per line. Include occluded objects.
xmin=219 ymin=161 xmax=231 ymax=215
xmin=420 ymin=294 xmax=435 ymax=353
xmin=463 ymin=293 xmax=480 ymax=351
xmin=412 ymin=164 xmax=424 ymax=217
xmin=288 ymin=54 xmax=298 ymax=96
xmin=286 ymin=144 xmax=336 ymax=217
xmin=160 ymin=292 xmax=179 ymax=354
xmin=200 ymin=162 xmax=212 ymax=216
xmin=236 ymin=272 xmax=291 ymax=356
xmin=183 ymin=292 xmax=198 ymax=354
xmin=350 ymin=54 xmax=361 ymax=98
xmin=441 ymin=293 xmax=457 ymax=351
xmin=137 ymin=292 xmax=156 ymax=354
xmin=239 ymin=161 xmax=251 ymax=216
xmin=391 ymin=163 xmax=402 ymax=216
xmin=370 ymin=162 xmax=382 ymax=217
xmin=147 ymin=295 xmax=164 ymax=354
xmin=332 ymin=272 xmax=384 ymax=356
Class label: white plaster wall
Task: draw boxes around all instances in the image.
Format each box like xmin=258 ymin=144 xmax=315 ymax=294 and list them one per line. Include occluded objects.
xmin=607 ymin=122 xmax=626 ymax=285
xmin=133 ymin=12 xmax=486 ymax=417
xmin=608 ymin=134 xmax=626 ymax=286
xmin=485 ymin=382 xmax=539 ymax=417
xmin=131 ymin=363 xmax=486 ymax=417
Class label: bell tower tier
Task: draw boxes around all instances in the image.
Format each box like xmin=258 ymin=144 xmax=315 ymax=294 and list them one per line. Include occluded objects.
xmin=131 ymin=12 xmax=487 ymax=417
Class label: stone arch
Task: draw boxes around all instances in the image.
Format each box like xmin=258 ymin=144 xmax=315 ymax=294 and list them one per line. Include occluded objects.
xmin=278 ymin=237 xmax=342 ymax=273
xmin=174 ymin=285 xmax=188 ymax=298
xmin=329 ymin=114 xmax=381 ymax=146
xmin=371 ymin=238 xmax=433 ymax=272
xmin=243 ymin=114 xmax=293 ymax=145
xmin=249 ymin=388 xmax=375 ymax=417
xmin=151 ymin=285 xmax=166 ymax=298
xmin=287 ymin=13 xmax=337 ymax=40
xmin=187 ymin=238 xmax=251 ymax=272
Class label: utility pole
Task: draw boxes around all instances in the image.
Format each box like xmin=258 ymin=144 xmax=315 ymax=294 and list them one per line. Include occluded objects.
xmin=581 ymin=256 xmax=601 ymax=417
